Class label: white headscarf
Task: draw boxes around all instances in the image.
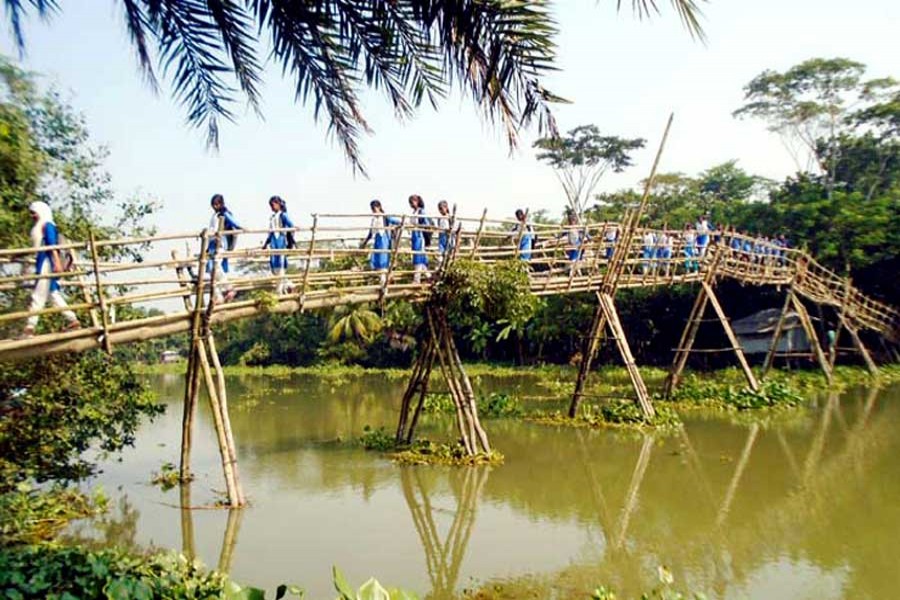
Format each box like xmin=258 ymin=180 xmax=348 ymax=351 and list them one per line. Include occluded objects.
xmin=29 ymin=201 xmax=53 ymax=248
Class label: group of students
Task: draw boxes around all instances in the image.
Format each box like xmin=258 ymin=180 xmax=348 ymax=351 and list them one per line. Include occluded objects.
xmin=19 ymin=195 xmax=792 ymax=337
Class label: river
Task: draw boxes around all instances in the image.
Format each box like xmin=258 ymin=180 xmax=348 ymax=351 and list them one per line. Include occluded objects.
xmin=67 ymin=372 xmax=900 ymax=599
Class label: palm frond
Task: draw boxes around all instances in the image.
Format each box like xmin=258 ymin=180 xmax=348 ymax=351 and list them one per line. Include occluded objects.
xmin=120 ymin=0 xmax=160 ymax=92
xmin=147 ymin=0 xmax=238 ymax=149
xmin=205 ymin=0 xmax=262 ymax=113
xmin=4 ymin=0 xmax=57 ymax=52
xmin=617 ymin=0 xmax=707 ymax=41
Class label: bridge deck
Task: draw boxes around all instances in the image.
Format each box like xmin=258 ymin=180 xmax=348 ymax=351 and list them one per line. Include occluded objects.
xmin=1 ymin=214 xmax=897 ymax=361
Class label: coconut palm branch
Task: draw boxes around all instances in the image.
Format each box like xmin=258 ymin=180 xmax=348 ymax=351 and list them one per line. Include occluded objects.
xmin=328 ymin=304 xmax=383 ymax=344
xmin=4 ymin=1 xmax=704 ymax=170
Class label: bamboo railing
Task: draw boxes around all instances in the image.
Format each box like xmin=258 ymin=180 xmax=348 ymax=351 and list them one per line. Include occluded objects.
xmin=0 ymin=213 xmax=897 ymax=361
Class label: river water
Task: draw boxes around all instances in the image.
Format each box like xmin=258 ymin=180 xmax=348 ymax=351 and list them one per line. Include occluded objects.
xmin=69 ymin=372 xmax=900 ymax=599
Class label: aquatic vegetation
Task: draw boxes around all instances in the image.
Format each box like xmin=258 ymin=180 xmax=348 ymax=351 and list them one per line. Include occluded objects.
xmin=333 ymin=565 xmax=418 ymax=600
xmin=665 ymin=377 xmax=804 ymax=412
xmin=422 ymin=392 xmax=523 ymax=418
xmin=392 ymin=440 xmax=504 ymax=466
xmin=359 ymin=426 xmax=397 ymax=452
xmin=150 ymin=462 xmax=190 ymax=491
xmin=529 ymin=400 xmax=681 ymax=430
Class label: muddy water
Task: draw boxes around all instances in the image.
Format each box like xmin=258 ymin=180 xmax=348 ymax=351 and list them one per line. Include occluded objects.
xmin=69 ymin=373 xmax=900 ymax=599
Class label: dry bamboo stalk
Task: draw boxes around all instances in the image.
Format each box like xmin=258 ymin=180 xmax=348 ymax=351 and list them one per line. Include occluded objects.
xmin=468 ymin=209 xmax=488 ymax=259
xmin=297 ymin=214 xmax=318 ymax=310
xmin=206 ymin=332 xmax=245 ymax=506
xmin=88 ymin=231 xmax=112 ymax=354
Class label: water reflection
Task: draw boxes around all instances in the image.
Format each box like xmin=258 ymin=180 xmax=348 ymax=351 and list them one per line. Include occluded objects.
xmin=74 ymin=375 xmax=898 ymax=600
xmin=401 ymin=466 xmax=489 ymax=597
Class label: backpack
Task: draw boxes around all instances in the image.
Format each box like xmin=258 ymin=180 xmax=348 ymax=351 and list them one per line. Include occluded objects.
xmin=281 ymin=213 xmax=296 ymax=249
xmin=45 ymin=224 xmax=76 ymax=272
xmin=420 ymin=216 xmax=434 ymax=247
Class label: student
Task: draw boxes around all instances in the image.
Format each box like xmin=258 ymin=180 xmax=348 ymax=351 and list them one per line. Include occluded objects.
xmin=696 ymin=214 xmax=710 ymax=257
xmin=563 ymin=210 xmax=586 ymax=261
xmin=604 ymin=224 xmax=618 ymax=260
xmin=408 ymin=194 xmax=430 ymax=283
xmin=360 ymin=200 xmax=400 ymax=282
xmin=642 ymin=229 xmax=657 ymax=275
xmin=262 ymin=195 xmax=295 ymax=294
xmin=436 ymin=200 xmax=452 ymax=255
xmin=683 ymin=223 xmax=698 ymax=273
xmin=656 ymin=226 xmax=673 ymax=277
xmin=21 ymin=201 xmax=79 ymax=338
xmin=511 ymin=209 xmax=535 ymax=261
xmin=207 ymin=194 xmax=241 ymax=302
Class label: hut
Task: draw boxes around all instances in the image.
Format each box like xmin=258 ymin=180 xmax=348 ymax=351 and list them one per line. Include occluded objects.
xmin=732 ymin=308 xmax=811 ymax=355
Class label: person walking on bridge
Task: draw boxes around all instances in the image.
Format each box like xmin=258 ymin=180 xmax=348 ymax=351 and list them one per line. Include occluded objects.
xmin=207 ymin=194 xmax=241 ymax=303
xmin=696 ymin=214 xmax=710 ymax=258
xmin=408 ymin=194 xmax=430 ymax=283
xmin=20 ymin=201 xmax=80 ymax=338
xmin=436 ymin=200 xmax=452 ymax=256
xmin=511 ymin=209 xmax=535 ymax=261
xmin=360 ymin=199 xmax=400 ymax=285
xmin=683 ymin=223 xmax=699 ymax=273
xmin=262 ymin=195 xmax=295 ymax=295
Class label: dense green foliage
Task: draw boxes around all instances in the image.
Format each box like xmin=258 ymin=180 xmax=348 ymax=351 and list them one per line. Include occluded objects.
xmin=0 ymin=352 xmax=163 ymax=487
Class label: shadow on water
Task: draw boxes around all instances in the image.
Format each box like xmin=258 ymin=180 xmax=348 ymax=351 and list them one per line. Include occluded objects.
xmin=73 ymin=375 xmax=900 ymax=600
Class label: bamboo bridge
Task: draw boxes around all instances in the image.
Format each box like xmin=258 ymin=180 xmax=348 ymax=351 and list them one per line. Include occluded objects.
xmin=1 ymin=210 xmax=898 ymax=507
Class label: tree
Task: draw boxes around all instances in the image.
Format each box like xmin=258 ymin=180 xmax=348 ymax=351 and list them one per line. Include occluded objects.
xmin=4 ymin=1 xmax=704 ymax=171
xmin=533 ymin=125 xmax=646 ymax=218
xmin=733 ymin=57 xmax=899 ymax=197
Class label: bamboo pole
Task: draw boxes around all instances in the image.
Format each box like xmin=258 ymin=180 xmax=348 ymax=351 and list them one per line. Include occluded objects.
xmin=298 ymin=214 xmax=318 ymax=310
xmin=599 ymin=292 xmax=655 ymax=419
xmin=174 ymin=249 xmax=201 ymax=481
xmin=568 ymin=297 xmax=607 ymax=418
xmin=469 ymin=209 xmax=488 ymax=259
xmin=791 ymin=294 xmax=833 ymax=385
xmin=702 ymin=280 xmax=760 ymax=392
xmin=87 ymin=230 xmax=112 ymax=354
xmin=761 ymin=287 xmax=795 ymax=379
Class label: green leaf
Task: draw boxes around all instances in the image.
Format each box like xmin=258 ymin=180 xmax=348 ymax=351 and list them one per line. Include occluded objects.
xmin=357 ymin=577 xmax=390 ymax=600
xmin=332 ymin=566 xmax=355 ymax=600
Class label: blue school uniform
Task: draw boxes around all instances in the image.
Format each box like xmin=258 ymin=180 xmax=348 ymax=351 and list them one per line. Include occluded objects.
xmin=36 ymin=222 xmax=62 ymax=292
xmin=514 ymin=222 xmax=535 ymax=261
xmin=410 ymin=208 xmax=429 ymax=267
xmin=207 ymin=209 xmax=241 ymax=274
xmin=370 ymin=215 xmax=400 ymax=270
xmin=566 ymin=228 xmax=586 ymax=261
xmin=266 ymin=211 xmax=295 ymax=271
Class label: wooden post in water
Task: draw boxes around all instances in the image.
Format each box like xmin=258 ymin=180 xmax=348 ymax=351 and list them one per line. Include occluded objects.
xmin=761 ymin=285 xmax=796 ymax=380
xmin=791 ymin=294 xmax=833 ymax=385
xmin=702 ymin=280 xmax=759 ymax=392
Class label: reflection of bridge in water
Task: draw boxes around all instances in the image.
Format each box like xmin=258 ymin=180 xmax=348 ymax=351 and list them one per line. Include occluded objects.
xmin=1 ymin=207 xmax=898 ymax=507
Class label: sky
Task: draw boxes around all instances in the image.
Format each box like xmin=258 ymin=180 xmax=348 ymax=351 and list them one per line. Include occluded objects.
xmin=1 ymin=0 xmax=899 ymax=233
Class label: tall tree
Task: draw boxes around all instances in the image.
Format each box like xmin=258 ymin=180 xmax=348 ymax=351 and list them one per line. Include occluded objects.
xmin=533 ymin=125 xmax=645 ymax=218
xmin=3 ymin=1 xmax=704 ymax=171
xmin=733 ymin=57 xmax=898 ymax=197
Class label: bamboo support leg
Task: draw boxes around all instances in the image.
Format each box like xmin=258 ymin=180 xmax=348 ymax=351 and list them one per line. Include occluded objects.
xmin=428 ymin=316 xmax=474 ymax=455
xmin=569 ymin=299 xmax=607 ymax=418
xmin=761 ymin=289 xmax=795 ymax=380
xmin=842 ymin=318 xmax=879 ymax=377
xmin=396 ymin=338 xmax=429 ymax=442
xmin=599 ymin=292 xmax=655 ymax=420
xmin=206 ymin=333 xmax=246 ymax=506
xmin=791 ymin=296 xmax=833 ymax=385
xmin=702 ymin=282 xmax=759 ymax=392
xmin=405 ymin=345 xmax=436 ymax=444
xmin=664 ymin=285 xmax=710 ymax=397
xmin=195 ymin=338 xmax=241 ymax=507
xmin=444 ymin=324 xmax=491 ymax=453
xmin=179 ymin=346 xmax=201 ymax=480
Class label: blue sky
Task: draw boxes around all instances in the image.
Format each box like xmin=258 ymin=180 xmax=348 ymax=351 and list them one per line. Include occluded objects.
xmin=1 ymin=0 xmax=898 ymax=232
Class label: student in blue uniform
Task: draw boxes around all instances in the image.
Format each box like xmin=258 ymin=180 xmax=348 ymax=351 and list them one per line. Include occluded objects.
xmin=207 ymin=193 xmax=242 ymax=302
xmin=21 ymin=201 xmax=79 ymax=338
xmin=262 ymin=195 xmax=295 ymax=294
xmin=436 ymin=200 xmax=452 ymax=255
xmin=683 ymin=223 xmax=698 ymax=273
xmin=408 ymin=194 xmax=430 ymax=283
xmin=604 ymin=224 xmax=618 ymax=260
xmin=360 ymin=200 xmax=400 ymax=283
xmin=656 ymin=226 xmax=673 ymax=277
xmin=512 ymin=209 xmax=535 ymax=261
xmin=696 ymin=214 xmax=710 ymax=257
